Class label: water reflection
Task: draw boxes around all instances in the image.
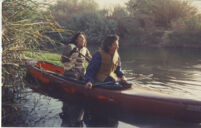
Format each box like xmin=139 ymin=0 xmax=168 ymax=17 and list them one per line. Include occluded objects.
xmin=83 ymin=103 xmax=118 ymax=127
xmin=60 ymin=101 xmax=118 ymax=127
xmin=30 ymin=84 xmax=119 ymax=127
xmin=60 ymin=102 xmax=84 ymax=127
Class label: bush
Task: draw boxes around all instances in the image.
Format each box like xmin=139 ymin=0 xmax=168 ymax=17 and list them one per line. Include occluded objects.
xmin=2 ymin=0 xmax=62 ymax=126
xmin=68 ymin=11 xmax=117 ymax=43
xmin=122 ymin=0 xmax=201 ymax=47
xmin=112 ymin=6 xmax=129 ymax=18
xmin=168 ymin=16 xmax=201 ymax=47
xmin=50 ymin=0 xmax=118 ymax=44
xmin=126 ymin=0 xmax=198 ymax=28
xmin=50 ymin=0 xmax=98 ymax=27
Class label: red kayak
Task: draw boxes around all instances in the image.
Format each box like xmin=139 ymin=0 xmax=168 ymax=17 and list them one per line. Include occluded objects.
xmin=25 ymin=60 xmax=201 ymax=123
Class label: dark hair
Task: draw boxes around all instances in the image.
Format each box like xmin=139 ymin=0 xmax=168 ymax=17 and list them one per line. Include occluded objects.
xmin=69 ymin=32 xmax=87 ymax=46
xmin=101 ymin=34 xmax=119 ymax=52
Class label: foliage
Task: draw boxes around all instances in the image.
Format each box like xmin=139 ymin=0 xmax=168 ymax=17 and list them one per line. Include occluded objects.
xmin=23 ymin=51 xmax=89 ymax=68
xmin=2 ymin=0 xmax=64 ymax=126
xmin=168 ymin=15 xmax=201 ymax=47
xmin=148 ymin=0 xmax=197 ymax=28
xmin=49 ymin=0 xmax=118 ymax=44
xmin=122 ymin=0 xmax=201 ymax=47
xmin=50 ymin=0 xmax=98 ymax=27
xmin=2 ymin=0 xmax=63 ymax=85
xmin=68 ymin=11 xmax=117 ymax=43
xmin=126 ymin=0 xmax=198 ymax=28
xmin=112 ymin=6 xmax=129 ymax=18
xmin=39 ymin=0 xmax=201 ymax=47
xmin=24 ymin=51 xmax=63 ymax=66
xmin=126 ymin=0 xmax=149 ymax=16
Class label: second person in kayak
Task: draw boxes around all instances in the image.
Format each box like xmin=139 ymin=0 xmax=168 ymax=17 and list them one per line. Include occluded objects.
xmin=85 ymin=34 xmax=127 ymax=89
xmin=61 ymin=32 xmax=92 ymax=80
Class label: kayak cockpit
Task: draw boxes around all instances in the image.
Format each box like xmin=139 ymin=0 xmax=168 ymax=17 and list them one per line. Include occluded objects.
xmin=32 ymin=61 xmax=132 ymax=90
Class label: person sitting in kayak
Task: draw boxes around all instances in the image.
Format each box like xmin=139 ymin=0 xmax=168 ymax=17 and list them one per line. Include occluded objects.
xmin=85 ymin=34 xmax=127 ymax=89
xmin=61 ymin=32 xmax=92 ymax=80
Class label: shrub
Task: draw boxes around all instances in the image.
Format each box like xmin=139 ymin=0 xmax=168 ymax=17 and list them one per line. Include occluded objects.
xmin=68 ymin=11 xmax=117 ymax=43
xmin=126 ymin=0 xmax=198 ymax=28
xmin=49 ymin=0 xmax=118 ymax=44
xmin=2 ymin=0 xmax=63 ymax=126
xmin=123 ymin=0 xmax=201 ymax=47
xmin=112 ymin=6 xmax=129 ymax=18
xmin=168 ymin=16 xmax=201 ymax=47
xmin=50 ymin=0 xmax=98 ymax=27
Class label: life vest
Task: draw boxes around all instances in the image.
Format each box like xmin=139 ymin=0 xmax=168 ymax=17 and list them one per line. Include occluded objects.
xmin=95 ymin=49 xmax=119 ymax=82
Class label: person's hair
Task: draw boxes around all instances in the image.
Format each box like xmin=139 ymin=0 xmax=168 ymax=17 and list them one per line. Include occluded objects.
xmin=69 ymin=32 xmax=87 ymax=47
xmin=101 ymin=34 xmax=119 ymax=52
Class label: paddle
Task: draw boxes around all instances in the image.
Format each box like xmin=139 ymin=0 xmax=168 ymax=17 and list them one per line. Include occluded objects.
xmin=62 ymin=48 xmax=91 ymax=62
xmin=77 ymin=51 xmax=91 ymax=62
xmin=93 ymin=74 xmax=153 ymax=86
xmin=127 ymin=74 xmax=153 ymax=81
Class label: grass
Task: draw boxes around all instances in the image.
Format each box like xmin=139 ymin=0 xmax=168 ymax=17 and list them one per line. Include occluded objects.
xmin=24 ymin=51 xmax=89 ymax=68
xmin=24 ymin=51 xmax=64 ymax=66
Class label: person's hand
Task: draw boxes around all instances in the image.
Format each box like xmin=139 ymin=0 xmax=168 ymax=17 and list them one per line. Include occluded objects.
xmin=120 ymin=75 xmax=127 ymax=84
xmin=85 ymin=82 xmax=92 ymax=89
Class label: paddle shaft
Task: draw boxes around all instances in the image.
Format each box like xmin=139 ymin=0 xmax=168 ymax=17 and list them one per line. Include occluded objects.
xmin=78 ymin=51 xmax=91 ymax=62
xmin=127 ymin=74 xmax=153 ymax=81
xmin=62 ymin=50 xmax=91 ymax=62
xmin=93 ymin=74 xmax=153 ymax=86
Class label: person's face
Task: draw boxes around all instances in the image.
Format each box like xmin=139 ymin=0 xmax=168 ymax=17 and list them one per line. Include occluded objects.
xmin=108 ymin=40 xmax=119 ymax=54
xmin=76 ymin=34 xmax=86 ymax=48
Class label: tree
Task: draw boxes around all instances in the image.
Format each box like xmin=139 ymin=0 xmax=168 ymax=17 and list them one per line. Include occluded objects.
xmin=126 ymin=0 xmax=198 ymax=28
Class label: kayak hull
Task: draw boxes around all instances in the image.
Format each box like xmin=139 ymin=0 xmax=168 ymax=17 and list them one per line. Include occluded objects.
xmin=26 ymin=60 xmax=201 ymax=123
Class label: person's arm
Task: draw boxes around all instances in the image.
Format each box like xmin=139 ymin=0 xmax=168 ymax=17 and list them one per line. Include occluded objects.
xmin=115 ymin=57 xmax=124 ymax=78
xmin=115 ymin=57 xmax=127 ymax=83
xmin=86 ymin=48 xmax=92 ymax=61
xmin=85 ymin=52 xmax=101 ymax=89
xmin=61 ymin=45 xmax=74 ymax=63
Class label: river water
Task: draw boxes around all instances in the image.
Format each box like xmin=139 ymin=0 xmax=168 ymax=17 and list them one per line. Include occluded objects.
xmin=23 ymin=46 xmax=201 ymax=127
